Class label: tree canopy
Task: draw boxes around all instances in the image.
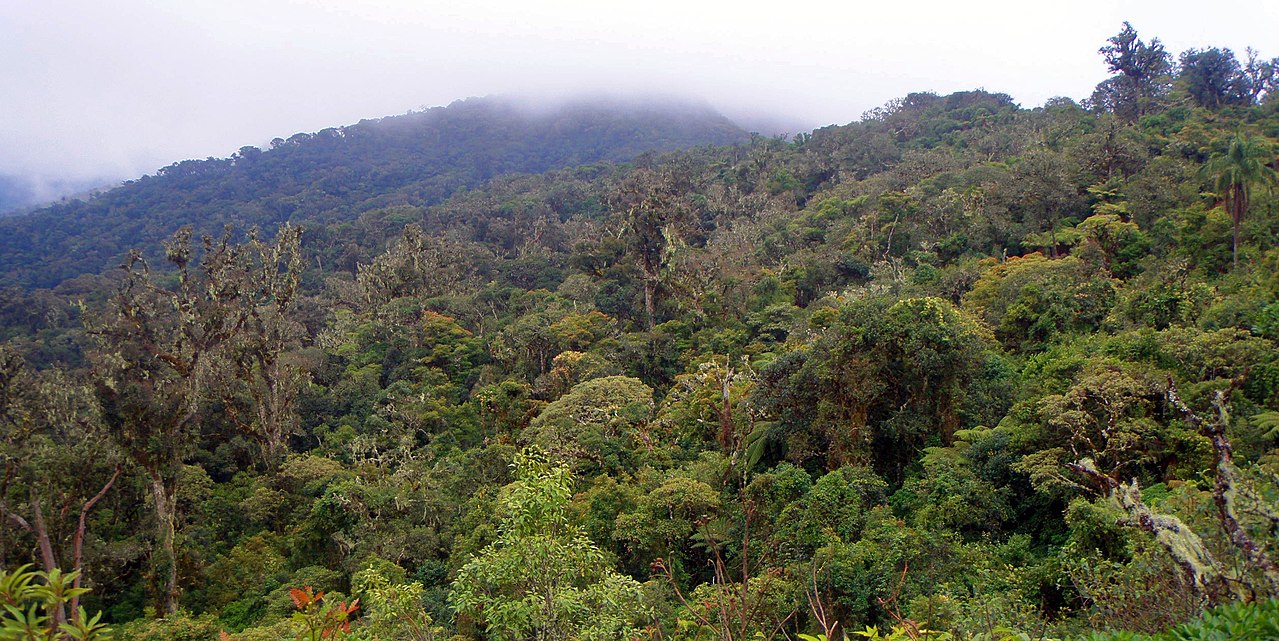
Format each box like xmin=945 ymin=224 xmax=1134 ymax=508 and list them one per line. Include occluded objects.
xmin=1 ymin=21 xmax=1279 ymax=641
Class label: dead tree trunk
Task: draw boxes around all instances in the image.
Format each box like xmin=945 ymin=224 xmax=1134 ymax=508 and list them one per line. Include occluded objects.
xmin=1067 ymin=458 xmax=1235 ymax=600
xmin=1169 ymin=379 xmax=1279 ymax=595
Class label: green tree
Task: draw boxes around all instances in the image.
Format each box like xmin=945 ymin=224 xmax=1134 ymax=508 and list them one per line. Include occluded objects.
xmin=1201 ymin=132 xmax=1278 ymax=268
xmin=449 ymin=448 xmax=648 ymax=641
xmin=348 ymin=224 xmax=477 ymax=312
xmin=653 ymin=357 xmax=757 ymax=454
xmin=86 ymin=229 xmax=251 ymax=616
xmin=352 ymin=563 xmax=442 ymax=640
xmin=963 ymin=253 xmax=1115 ymax=351
xmin=520 ymin=376 xmax=654 ymax=475
xmin=0 ymin=348 xmax=122 ymax=628
xmin=1094 ymin=22 xmax=1171 ymax=120
xmin=219 ymin=224 xmax=306 ymax=469
xmin=613 ymin=475 xmax=721 ymax=569
xmin=759 ymin=297 xmax=997 ymax=480
xmin=1179 ymin=48 xmax=1248 ymax=110
xmin=1013 ymin=363 xmax=1235 ymax=601
xmin=609 ymin=166 xmax=697 ymax=328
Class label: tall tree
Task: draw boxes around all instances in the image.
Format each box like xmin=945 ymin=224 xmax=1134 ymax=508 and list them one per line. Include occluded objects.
xmin=86 ymin=228 xmax=251 ymax=616
xmin=1201 ymin=132 xmax=1278 ymax=268
xmin=1014 ymin=364 xmax=1238 ymax=601
xmin=758 ymin=297 xmax=994 ymax=480
xmin=1095 ymin=22 xmax=1172 ymax=120
xmin=609 ymin=165 xmax=697 ymax=328
xmin=0 ymin=346 xmax=122 ymax=626
xmin=349 ymin=224 xmax=477 ymax=312
xmin=1241 ymin=48 xmax=1279 ymax=104
xmin=220 ymin=224 xmax=306 ymax=469
xmin=1179 ymin=48 xmax=1248 ymax=110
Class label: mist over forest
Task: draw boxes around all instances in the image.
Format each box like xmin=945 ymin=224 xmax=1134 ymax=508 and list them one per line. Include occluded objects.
xmin=2 ymin=18 xmax=1279 ymax=641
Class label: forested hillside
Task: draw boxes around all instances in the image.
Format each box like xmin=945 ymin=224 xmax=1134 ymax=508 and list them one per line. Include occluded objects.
xmin=2 ymin=23 xmax=1279 ymax=641
xmin=0 ymin=95 xmax=745 ymax=288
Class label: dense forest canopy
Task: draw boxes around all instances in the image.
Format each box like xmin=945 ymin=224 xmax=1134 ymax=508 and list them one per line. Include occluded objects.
xmin=2 ymin=22 xmax=1279 ymax=641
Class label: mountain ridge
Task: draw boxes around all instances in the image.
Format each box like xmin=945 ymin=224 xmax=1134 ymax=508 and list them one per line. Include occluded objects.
xmin=0 ymin=94 xmax=748 ymax=288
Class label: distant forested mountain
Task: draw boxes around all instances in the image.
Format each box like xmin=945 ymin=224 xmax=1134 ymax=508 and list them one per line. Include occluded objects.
xmin=0 ymin=95 xmax=746 ymax=287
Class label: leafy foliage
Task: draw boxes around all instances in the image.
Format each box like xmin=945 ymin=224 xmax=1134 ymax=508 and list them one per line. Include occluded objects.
xmin=0 ymin=565 xmax=111 ymax=641
xmin=2 ymin=22 xmax=1279 ymax=641
xmin=448 ymin=448 xmax=649 ymax=641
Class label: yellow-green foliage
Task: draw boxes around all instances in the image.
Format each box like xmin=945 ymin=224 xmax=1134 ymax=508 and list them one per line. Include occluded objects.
xmin=520 ymin=376 xmax=654 ymax=473
xmin=964 ymin=253 xmax=1115 ymax=350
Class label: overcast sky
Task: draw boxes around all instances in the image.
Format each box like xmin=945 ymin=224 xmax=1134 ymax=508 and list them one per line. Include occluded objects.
xmin=2 ymin=0 xmax=1277 ymax=184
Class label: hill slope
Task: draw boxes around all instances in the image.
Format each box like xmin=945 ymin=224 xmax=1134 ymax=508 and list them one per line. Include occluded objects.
xmin=2 ymin=80 xmax=1279 ymax=639
xmin=0 ymin=95 xmax=746 ymax=288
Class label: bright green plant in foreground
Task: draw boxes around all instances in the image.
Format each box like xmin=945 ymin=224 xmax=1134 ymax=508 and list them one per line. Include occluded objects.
xmin=0 ymin=565 xmax=111 ymax=641
xmin=1078 ymin=598 xmax=1279 ymax=640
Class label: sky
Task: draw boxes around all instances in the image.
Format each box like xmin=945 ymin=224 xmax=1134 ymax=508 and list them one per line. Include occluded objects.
xmin=2 ymin=0 xmax=1277 ymax=187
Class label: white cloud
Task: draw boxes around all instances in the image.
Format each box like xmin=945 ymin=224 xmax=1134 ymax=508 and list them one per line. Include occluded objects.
xmin=1 ymin=0 xmax=1275 ymax=181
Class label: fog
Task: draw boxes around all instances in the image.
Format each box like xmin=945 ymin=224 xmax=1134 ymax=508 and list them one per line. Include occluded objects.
xmin=2 ymin=0 xmax=1276 ymax=189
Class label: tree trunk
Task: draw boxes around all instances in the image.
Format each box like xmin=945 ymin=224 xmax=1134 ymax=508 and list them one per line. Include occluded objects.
xmin=1230 ymin=183 xmax=1246 ymax=270
xmin=28 ymin=492 xmax=57 ymax=574
xmin=1207 ymin=425 xmax=1279 ymax=593
xmin=29 ymin=492 xmax=66 ymax=626
xmin=1232 ymin=208 xmax=1241 ymax=270
xmin=257 ymin=357 xmax=285 ymax=470
xmin=717 ymin=370 xmax=734 ymax=451
xmin=643 ymin=276 xmax=656 ymax=330
xmin=1111 ymin=478 xmax=1234 ymax=600
xmin=1170 ymin=382 xmax=1279 ymax=595
xmin=150 ymin=473 xmax=179 ymax=617
xmin=71 ymin=466 xmax=121 ymax=617
xmin=1067 ymin=459 xmax=1234 ymax=601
